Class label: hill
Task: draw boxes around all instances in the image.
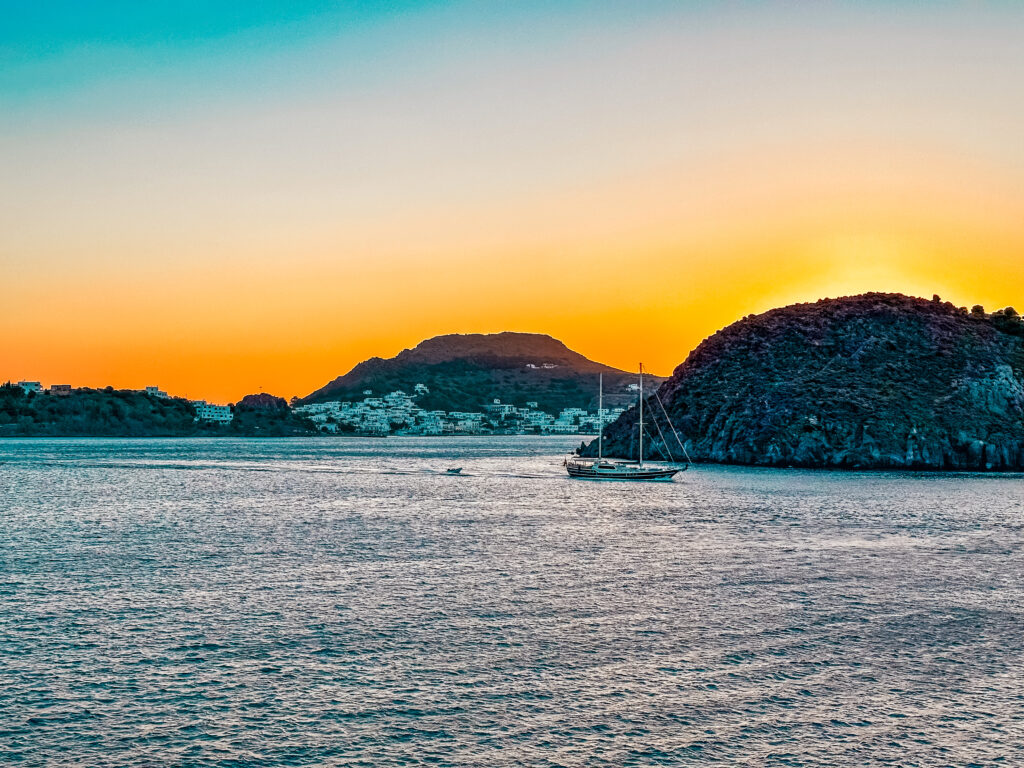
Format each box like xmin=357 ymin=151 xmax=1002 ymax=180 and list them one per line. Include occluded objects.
xmin=300 ymin=332 xmax=659 ymax=413
xmin=230 ymin=393 xmax=318 ymax=435
xmin=590 ymin=294 xmax=1024 ymax=469
xmin=237 ymin=393 xmax=289 ymax=410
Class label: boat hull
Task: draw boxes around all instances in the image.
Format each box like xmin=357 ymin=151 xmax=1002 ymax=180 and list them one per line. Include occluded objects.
xmin=566 ymin=463 xmax=682 ymax=481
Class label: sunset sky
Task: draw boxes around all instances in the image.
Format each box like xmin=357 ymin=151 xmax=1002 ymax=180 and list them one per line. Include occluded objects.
xmin=3 ymin=1 xmax=1023 ymax=402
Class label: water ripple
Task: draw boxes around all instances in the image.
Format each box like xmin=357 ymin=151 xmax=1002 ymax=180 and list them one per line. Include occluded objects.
xmin=1 ymin=437 xmax=1023 ymax=766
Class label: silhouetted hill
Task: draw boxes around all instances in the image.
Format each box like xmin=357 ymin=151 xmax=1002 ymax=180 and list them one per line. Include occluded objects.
xmin=301 ymin=332 xmax=659 ymax=412
xmin=232 ymin=392 xmax=316 ymax=435
xmin=590 ymin=294 xmax=1024 ymax=469
xmin=237 ymin=393 xmax=288 ymax=410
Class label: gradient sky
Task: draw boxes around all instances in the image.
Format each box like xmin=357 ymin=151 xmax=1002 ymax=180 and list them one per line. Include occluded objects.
xmin=3 ymin=1 xmax=1023 ymax=402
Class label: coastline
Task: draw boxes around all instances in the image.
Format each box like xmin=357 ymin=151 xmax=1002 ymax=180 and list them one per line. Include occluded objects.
xmin=5 ymin=433 xmax=1024 ymax=474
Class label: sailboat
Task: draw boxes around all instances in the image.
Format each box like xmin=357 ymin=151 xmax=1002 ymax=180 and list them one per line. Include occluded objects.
xmin=565 ymin=365 xmax=686 ymax=481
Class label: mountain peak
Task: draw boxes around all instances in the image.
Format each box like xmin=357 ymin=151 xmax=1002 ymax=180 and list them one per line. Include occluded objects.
xmin=299 ymin=331 xmax=655 ymax=411
xmin=395 ymin=332 xmax=579 ymax=366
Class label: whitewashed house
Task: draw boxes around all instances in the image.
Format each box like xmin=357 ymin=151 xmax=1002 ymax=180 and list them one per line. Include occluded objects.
xmin=191 ymin=400 xmax=233 ymax=423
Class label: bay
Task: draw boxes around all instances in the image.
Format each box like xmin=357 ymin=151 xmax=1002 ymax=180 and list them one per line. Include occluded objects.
xmin=1 ymin=437 xmax=1022 ymax=766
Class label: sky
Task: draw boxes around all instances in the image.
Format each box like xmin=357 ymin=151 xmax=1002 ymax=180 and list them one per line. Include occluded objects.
xmin=2 ymin=1 xmax=1023 ymax=402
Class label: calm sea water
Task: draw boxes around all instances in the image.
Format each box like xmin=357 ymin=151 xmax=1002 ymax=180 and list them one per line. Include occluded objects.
xmin=1 ymin=437 xmax=1023 ymax=767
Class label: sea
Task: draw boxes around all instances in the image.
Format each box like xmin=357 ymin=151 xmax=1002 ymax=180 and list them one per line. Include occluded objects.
xmin=1 ymin=436 xmax=1022 ymax=767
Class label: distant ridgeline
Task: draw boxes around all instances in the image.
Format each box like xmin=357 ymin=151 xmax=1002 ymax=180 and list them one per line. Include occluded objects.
xmin=590 ymin=294 xmax=1024 ymax=470
xmin=0 ymin=386 xmax=317 ymax=437
xmin=299 ymin=332 xmax=660 ymax=412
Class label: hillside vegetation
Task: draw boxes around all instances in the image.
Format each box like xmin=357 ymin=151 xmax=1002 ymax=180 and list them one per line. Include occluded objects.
xmin=592 ymin=294 xmax=1024 ymax=469
xmin=301 ymin=332 xmax=659 ymax=412
xmin=0 ymin=387 xmax=316 ymax=437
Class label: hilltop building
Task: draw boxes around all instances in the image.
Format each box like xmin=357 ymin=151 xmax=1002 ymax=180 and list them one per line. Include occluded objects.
xmin=191 ymin=400 xmax=233 ymax=423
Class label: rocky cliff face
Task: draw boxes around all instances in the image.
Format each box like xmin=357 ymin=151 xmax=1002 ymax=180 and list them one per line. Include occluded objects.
xmin=591 ymin=294 xmax=1024 ymax=470
xmin=236 ymin=393 xmax=288 ymax=410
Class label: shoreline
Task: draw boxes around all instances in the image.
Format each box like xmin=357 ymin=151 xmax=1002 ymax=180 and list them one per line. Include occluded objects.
xmin=3 ymin=434 xmax=1024 ymax=474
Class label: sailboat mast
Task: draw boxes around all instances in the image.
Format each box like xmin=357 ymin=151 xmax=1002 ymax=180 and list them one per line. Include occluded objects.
xmin=638 ymin=363 xmax=644 ymax=468
xmin=598 ymin=373 xmax=603 ymax=460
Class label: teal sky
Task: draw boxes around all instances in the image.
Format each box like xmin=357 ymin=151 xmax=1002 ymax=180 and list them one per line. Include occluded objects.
xmin=1 ymin=2 xmax=653 ymax=111
xmin=5 ymin=2 xmax=1022 ymax=148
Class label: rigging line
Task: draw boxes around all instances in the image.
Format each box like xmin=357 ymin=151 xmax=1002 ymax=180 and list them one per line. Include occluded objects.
xmin=655 ymin=391 xmax=692 ymax=465
xmin=648 ymin=401 xmax=675 ymax=463
xmin=640 ymin=421 xmax=661 ymax=461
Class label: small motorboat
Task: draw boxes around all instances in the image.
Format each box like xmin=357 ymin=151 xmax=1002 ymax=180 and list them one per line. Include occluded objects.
xmin=445 ymin=467 xmax=463 ymax=475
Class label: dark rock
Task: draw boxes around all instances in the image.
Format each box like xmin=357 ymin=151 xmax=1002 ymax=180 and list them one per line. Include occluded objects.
xmin=237 ymin=393 xmax=289 ymax=411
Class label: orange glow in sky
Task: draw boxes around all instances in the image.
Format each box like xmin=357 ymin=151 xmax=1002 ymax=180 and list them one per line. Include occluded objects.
xmin=3 ymin=3 xmax=1023 ymax=402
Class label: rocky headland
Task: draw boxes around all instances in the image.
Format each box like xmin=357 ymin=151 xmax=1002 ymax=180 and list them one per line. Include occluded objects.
xmin=591 ymin=293 xmax=1024 ymax=470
